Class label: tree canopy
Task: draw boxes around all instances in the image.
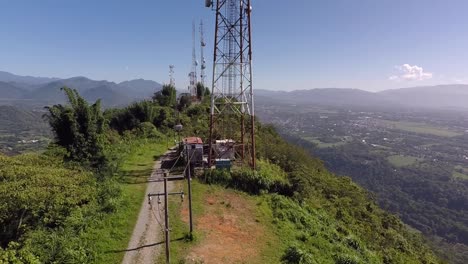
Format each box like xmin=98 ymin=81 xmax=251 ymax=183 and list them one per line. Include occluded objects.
xmin=153 ymin=84 xmax=176 ymax=107
xmin=44 ymin=87 xmax=105 ymax=168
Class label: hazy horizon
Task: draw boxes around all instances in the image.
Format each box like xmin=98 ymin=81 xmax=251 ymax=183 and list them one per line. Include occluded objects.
xmin=3 ymin=69 xmax=468 ymax=94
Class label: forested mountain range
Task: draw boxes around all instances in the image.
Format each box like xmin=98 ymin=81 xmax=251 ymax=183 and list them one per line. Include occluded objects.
xmin=0 ymin=71 xmax=162 ymax=107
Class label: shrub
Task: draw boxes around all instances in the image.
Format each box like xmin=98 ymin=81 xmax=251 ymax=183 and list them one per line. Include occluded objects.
xmin=203 ymin=169 xmax=232 ymax=186
xmin=135 ymin=122 xmax=163 ymax=139
xmin=334 ymin=254 xmax=360 ymax=264
xmin=281 ymin=245 xmax=315 ymax=264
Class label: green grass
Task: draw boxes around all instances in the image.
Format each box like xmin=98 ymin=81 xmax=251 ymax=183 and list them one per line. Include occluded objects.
xmin=381 ymin=120 xmax=462 ymax=137
xmin=304 ymin=137 xmax=350 ymax=148
xmin=452 ymin=171 xmax=468 ymax=180
xmin=158 ymin=180 xmax=204 ymax=264
xmin=93 ymin=139 xmax=167 ymax=264
xmin=387 ymin=155 xmax=422 ymax=167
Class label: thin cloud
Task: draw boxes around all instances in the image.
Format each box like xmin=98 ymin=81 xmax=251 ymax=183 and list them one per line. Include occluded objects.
xmin=389 ymin=64 xmax=433 ymax=81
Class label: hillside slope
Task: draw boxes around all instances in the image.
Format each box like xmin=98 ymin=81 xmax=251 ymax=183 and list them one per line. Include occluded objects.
xmin=165 ymin=121 xmax=441 ymax=263
xmin=0 ymin=82 xmax=28 ymax=99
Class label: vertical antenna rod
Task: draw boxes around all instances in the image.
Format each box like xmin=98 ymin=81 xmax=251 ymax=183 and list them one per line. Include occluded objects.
xmin=169 ymin=65 xmax=175 ymax=87
xmin=188 ymin=20 xmax=198 ymax=97
xmin=200 ymin=20 xmax=207 ymax=87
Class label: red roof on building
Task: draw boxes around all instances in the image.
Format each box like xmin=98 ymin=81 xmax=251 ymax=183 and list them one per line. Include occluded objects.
xmin=184 ymin=137 xmax=203 ymax=144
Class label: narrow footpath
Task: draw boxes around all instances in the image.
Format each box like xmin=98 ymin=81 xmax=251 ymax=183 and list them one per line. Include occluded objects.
xmin=122 ymin=149 xmax=177 ymax=264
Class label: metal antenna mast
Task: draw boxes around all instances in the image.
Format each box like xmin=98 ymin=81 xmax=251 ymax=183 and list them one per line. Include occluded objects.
xmin=169 ymin=65 xmax=175 ymax=87
xmin=188 ymin=20 xmax=198 ymax=97
xmin=200 ymin=20 xmax=207 ymax=87
xmin=206 ymin=0 xmax=256 ymax=169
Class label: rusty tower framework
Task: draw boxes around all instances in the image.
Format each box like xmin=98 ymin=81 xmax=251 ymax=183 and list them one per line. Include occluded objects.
xmin=206 ymin=0 xmax=256 ymax=169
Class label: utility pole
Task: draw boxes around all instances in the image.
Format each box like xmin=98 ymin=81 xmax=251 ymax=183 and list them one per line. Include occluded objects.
xmin=147 ymin=173 xmax=185 ymax=264
xmin=186 ymin=159 xmax=194 ymax=234
xmin=184 ymin=140 xmax=194 ymax=235
xmin=163 ymin=177 xmax=170 ymax=264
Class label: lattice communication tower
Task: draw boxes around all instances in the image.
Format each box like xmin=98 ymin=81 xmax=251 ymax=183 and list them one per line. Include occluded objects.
xmin=206 ymin=0 xmax=256 ymax=169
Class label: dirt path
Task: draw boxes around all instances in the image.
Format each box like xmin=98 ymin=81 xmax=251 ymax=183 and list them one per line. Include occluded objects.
xmin=184 ymin=191 xmax=266 ymax=264
xmin=122 ymin=149 xmax=177 ymax=264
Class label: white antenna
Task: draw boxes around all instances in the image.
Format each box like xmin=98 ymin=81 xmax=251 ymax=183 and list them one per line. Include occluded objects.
xmin=169 ymin=65 xmax=175 ymax=87
xmin=188 ymin=20 xmax=198 ymax=96
xmin=200 ymin=20 xmax=206 ymax=87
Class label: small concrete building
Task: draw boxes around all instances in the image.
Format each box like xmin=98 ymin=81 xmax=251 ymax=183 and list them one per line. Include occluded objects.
xmin=183 ymin=137 xmax=204 ymax=167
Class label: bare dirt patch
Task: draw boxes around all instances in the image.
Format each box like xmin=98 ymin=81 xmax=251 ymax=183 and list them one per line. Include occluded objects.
xmin=184 ymin=191 xmax=265 ymax=264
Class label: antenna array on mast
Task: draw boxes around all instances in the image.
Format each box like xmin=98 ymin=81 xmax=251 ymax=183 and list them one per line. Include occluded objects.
xmin=169 ymin=65 xmax=175 ymax=87
xmin=200 ymin=20 xmax=207 ymax=87
xmin=188 ymin=20 xmax=198 ymax=97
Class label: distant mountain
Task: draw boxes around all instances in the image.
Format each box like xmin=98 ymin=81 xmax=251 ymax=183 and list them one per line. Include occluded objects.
xmin=19 ymin=76 xmax=158 ymax=106
xmin=379 ymin=84 xmax=468 ymax=110
xmin=257 ymin=85 xmax=468 ymax=111
xmin=0 ymin=72 xmax=162 ymax=106
xmin=8 ymin=70 xmax=466 ymax=111
xmin=256 ymin=88 xmax=397 ymax=108
xmin=118 ymin=79 xmax=162 ymax=99
xmin=0 ymin=81 xmax=28 ymax=99
xmin=0 ymin=71 xmax=59 ymax=85
xmin=26 ymin=77 xmax=124 ymax=104
xmin=82 ymin=86 xmax=130 ymax=106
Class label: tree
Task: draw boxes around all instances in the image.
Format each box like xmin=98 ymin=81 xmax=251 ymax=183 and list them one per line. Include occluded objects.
xmin=153 ymin=84 xmax=176 ymax=107
xmin=196 ymin=82 xmax=204 ymax=100
xmin=204 ymin=86 xmax=211 ymax=97
xmin=44 ymin=87 xmax=105 ymax=168
xmin=177 ymin=94 xmax=192 ymax=111
xmin=196 ymin=82 xmax=211 ymax=100
xmin=108 ymin=101 xmax=156 ymax=133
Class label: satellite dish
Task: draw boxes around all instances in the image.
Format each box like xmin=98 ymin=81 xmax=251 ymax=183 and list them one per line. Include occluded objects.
xmin=174 ymin=124 xmax=183 ymax=132
xmin=205 ymin=0 xmax=212 ymax=8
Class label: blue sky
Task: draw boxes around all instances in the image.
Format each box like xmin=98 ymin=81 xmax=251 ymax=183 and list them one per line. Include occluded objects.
xmin=1 ymin=0 xmax=468 ymax=91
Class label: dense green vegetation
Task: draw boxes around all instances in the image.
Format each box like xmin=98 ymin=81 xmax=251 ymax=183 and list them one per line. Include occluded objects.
xmin=256 ymin=102 xmax=468 ymax=264
xmin=283 ymin=135 xmax=468 ymax=264
xmin=0 ymin=87 xmax=186 ymax=263
xmin=1 ymin=87 xmax=442 ymax=263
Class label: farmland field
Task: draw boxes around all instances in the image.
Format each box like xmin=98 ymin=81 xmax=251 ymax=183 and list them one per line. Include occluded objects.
xmin=387 ymin=155 xmax=422 ymax=167
xmin=381 ymin=120 xmax=462 ymax=137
